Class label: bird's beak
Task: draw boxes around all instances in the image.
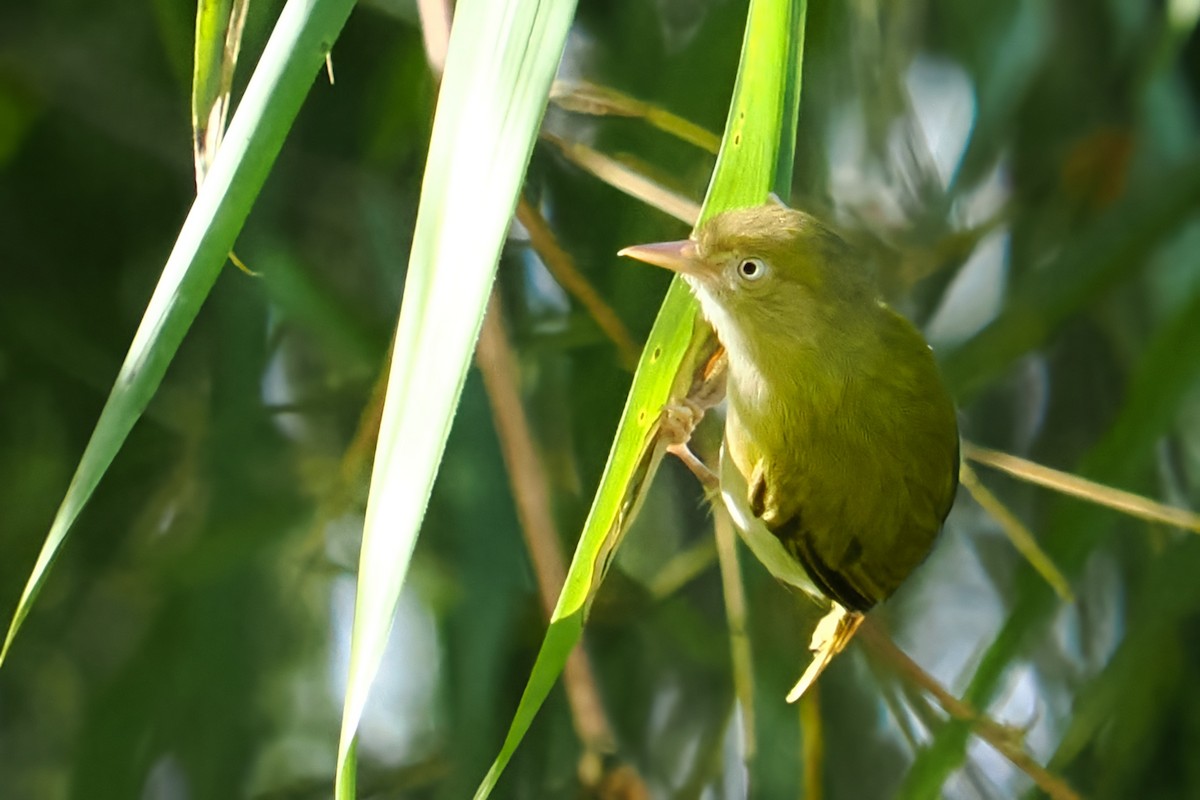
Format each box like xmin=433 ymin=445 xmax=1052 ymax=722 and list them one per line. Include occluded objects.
xmin=618 ymin=239 xmax=706 ymax=278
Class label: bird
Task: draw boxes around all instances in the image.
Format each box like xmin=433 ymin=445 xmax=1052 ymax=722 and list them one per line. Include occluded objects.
xmin=620 ymin=202 xmax=960 ymax=699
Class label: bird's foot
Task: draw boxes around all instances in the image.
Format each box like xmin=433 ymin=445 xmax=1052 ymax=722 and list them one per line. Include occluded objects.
xmin=661 ymin=400 xmax=719 ymax=492
xmin=660 ymin=397 xmax=703 ymax=446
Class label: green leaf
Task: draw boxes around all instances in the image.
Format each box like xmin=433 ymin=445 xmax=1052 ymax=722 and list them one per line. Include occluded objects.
xmin=332 ymin=1 xmax=578 ymax=797
xmin=0 ymin=0 xmax=356 ymax=666
xmin=472 ymin=1 xmax=808 ymax=797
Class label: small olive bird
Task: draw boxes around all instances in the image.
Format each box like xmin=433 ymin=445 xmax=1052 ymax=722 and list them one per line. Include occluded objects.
xmin=620 ymin=204 xmax=960 ymax=699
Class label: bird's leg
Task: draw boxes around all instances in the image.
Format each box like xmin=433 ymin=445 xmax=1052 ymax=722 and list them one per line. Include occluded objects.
xmin=660 ymin=345 xmax=728 ymax=494
xmin=667 ymin=444 xmax=718 ymax=492
xmin=661 ymin=399 xmax=719 ymax=493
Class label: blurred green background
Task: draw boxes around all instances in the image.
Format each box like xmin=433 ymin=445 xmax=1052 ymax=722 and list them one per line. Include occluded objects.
xmin=2 ymin=0 xmax=1200 ymax=798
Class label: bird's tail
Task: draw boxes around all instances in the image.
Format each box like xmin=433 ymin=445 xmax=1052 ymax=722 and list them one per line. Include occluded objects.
xmin=786 ymin=603 xmax=864 ymax=703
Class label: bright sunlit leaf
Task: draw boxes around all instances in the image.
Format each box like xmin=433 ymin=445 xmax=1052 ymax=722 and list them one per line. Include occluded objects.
xmin=334 ymin=1 xmax=578 ymax=796
xmin=472 ymin=1 xmax=809 ymax=796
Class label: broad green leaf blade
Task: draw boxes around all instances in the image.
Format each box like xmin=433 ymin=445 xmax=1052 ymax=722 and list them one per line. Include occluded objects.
xmin=703 ymin=0 xmax=805 ymax=216
xmin=0 ymin=0 xmax=355 ymax=666
xmin=473 ymin=1 xmax=808 ymax=796
xmin=333 ymin=1 xmax=578 ymax=796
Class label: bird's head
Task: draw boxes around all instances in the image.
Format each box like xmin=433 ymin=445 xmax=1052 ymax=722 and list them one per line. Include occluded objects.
xmin=620 ymin=204 xmax=872 ymax=360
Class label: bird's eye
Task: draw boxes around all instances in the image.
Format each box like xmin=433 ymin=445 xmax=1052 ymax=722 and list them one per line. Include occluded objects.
xmin=738 ymin=258 xmax=767 ymax=281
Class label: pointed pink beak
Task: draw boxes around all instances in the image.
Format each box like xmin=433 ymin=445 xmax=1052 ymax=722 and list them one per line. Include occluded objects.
xmin=618 ymin=239 xmax=706 ymax=278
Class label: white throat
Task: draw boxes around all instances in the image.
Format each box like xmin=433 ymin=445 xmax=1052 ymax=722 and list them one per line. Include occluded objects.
xmin=689 ymin=280 xmax=770 ymax=412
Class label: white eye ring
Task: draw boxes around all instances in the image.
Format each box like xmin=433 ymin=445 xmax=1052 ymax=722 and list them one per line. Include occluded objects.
xmin=737 ymin=258 xmax=767 ymax=281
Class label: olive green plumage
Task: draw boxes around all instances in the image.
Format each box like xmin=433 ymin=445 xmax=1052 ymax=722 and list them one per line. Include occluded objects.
xmin=626 ymin=204 xmax=960 ymax=611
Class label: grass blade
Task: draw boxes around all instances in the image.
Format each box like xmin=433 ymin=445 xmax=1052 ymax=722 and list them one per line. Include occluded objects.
xmin=550 ymin=80 xmax=722 ymax=154
xmin=963 ymin=442 xmax=1200 ymax=533
xmin=472 ymin=1 xmax=808 ymax=796
xmin=0 ymin=0 xmax=356 ymax=666
xmin=333 ymin=1 xmax=578 ymax=796
xmin=542 ymin=133 xmax=702 ymax=224
xmin=959 ymin=462 xmax=1074 ymax=601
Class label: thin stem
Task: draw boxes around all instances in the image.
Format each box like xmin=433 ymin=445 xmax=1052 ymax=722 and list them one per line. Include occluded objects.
xmin=515 ymin=198 xmax=642 ymax=369
xmin=799 ymin=689 xmax=824 ymax=800
xmin=960 ymin=462 xmax=1074 ymax=601
xmin=541 ymin=133 xmax=701 ymax=226
xmin=714 ymin=506 xmax=757 ymax=760
xmin=963 ymin=441 xmax=1200 ymax=533
xmin=858 ymin=619 xmax=1082 ymax=800
xmin=475 ymin=291 xmax=619 ymax=768
xmin=550 ymin=80 xmax=721 ymax=154
xmin=648 ymin=537 xmax=718 ymax=600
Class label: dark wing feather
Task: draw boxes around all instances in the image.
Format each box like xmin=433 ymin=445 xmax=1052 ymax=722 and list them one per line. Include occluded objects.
xmin=769 ymin=513 xmax=877 ymax=612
